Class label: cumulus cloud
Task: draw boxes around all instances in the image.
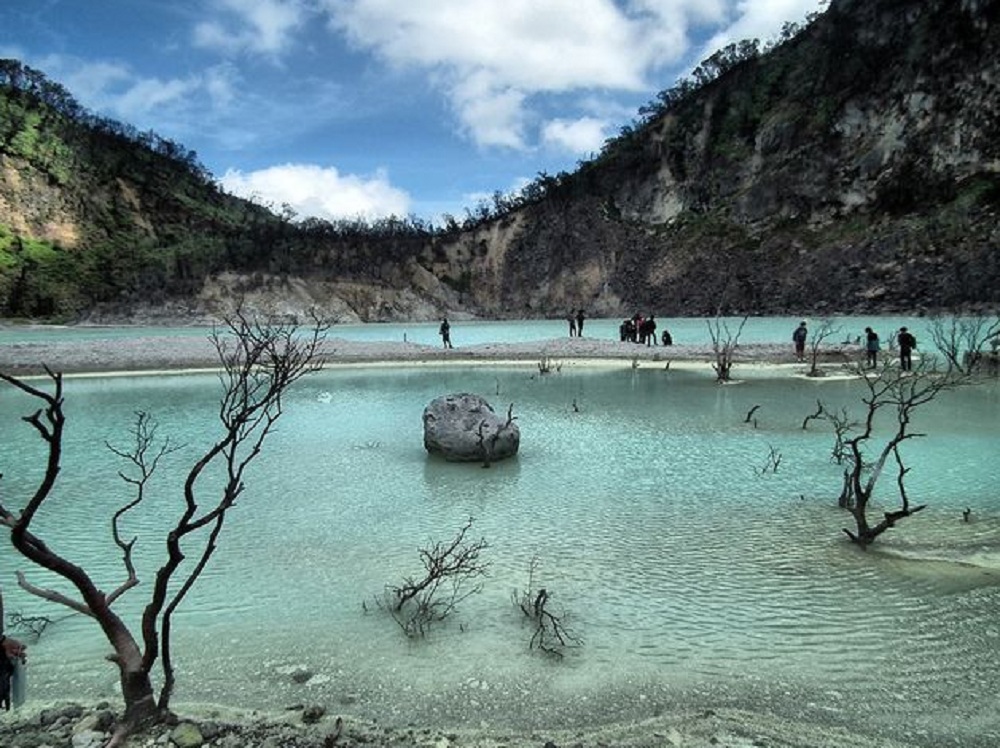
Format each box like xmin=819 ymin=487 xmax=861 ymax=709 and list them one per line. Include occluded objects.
xmin=698 ymin=0 xmax=830 ymax=63
xmin=194 ymin=0 xmax=311 ymax=56
xmin=318 ymin=0 xmax=826 ymax=154
xmin=541 ymin=117 xmax=609 ymax=155
xmin=450 ymin=72 xmax=528 ymax=148
xmin=20 ymin=54 xmax=200 ymax=124
xmin=113 ymin=77 xmax=202 ymax=120
xmin=219 ymin=163 xmax=412 ymax=220
xmin=321 ymin=0 xmax=694 ymax=150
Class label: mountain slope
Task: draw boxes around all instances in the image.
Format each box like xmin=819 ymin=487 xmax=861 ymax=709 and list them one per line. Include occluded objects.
xmin=1 ymin=0 xmax=998 ymax=323
xmin=429 ymin=0 xmax=1000 ymax=318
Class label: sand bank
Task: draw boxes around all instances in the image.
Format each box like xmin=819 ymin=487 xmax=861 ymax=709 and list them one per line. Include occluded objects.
xmin=0 ymin=333 xmax=849 ymax=377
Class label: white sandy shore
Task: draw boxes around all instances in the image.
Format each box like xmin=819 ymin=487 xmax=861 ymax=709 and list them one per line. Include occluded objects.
xmin=0 ymin=333 xmax=848 ymax=377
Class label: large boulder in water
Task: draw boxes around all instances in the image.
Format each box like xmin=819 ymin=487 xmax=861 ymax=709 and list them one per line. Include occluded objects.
xmin=423 ymin=393 xmax=520 ymax=463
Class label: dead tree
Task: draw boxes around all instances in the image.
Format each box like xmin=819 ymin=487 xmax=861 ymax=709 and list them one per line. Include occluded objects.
xmin=0 ymin=309 xmax=326 ymax=744
xmin=824 ymin=405 xmax=857 ymax=468
xmin=754 ymin=445 xmax=782 ymax=476
xmin=537 ymin=357 xmax=562 ymax=375
xmin=800 ymin=400 xmax=858 ymax=505
xmin=800 ymin=400 xmax=826 ymax=430
xmin=840 ymin=358 xmax=965 ymax=547
xmin=513 ymin=558 xmax=581 ymax=658
xmin=385 ymin=517 xmax=489 ymax=637
xmin=476 ymin=404 xmax=516 ymax=468
xmin=807 ymin=319 xmax=843 ymax=377
xmin=928 ymin=313 xmax=1000 ymax=375
xmin=707 ymin=313 xmax=748 ymax=382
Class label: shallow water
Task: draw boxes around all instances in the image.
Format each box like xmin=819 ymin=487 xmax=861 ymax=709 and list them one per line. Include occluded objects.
xmin=0 ymin=313 xmax=939 ymax=348
xmin=1 ymin=361 xmax=998 ymax=746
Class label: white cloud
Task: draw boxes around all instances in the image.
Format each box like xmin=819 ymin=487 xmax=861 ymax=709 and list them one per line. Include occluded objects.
xmin=318 ymin=0 xmax=830 ymax=155
xmin=450 ymin=72 xmax=527 ymax=148
xmin=699 ymin=0 xmax=829 ymax=61
xmin=219 ymin=163 xmax=412 ymax=220
xmin=34 ymin=56 xmax=132 ymax=105
xmin=20 ymin=54 xmax=200 ymax=124
xmin=541 ymin=117 xmax=608 ymax=155
xmin=203 ymin=63 xmax=240 ymax=108
xmin=328 ymin=0 xmax=647 ymax=89
xmin=320 ymin=0 xmax=699 ymax=150
xmin=194 ymin=0 xmax=312 ymax=56
xmin=114 ymin=77 xmax=202 ymax=120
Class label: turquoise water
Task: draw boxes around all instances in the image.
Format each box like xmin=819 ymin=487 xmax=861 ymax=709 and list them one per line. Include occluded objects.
xmin=1 ymin=353 xmax=999 ymax=744
xmin=0 ymin=314 xmax=938 ymax=348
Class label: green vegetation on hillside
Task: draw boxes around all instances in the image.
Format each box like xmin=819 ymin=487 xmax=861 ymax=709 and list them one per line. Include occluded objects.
xmin=2 ymin=0 xmax=998 ymax=321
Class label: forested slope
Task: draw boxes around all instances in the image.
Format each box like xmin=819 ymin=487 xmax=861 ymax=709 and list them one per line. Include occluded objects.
xmin=2 ymin=0 xmax=999 ymax=322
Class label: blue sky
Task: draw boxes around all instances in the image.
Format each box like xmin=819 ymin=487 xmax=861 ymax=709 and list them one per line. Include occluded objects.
xmin=1 ymin=0 xmax=827 ymax=222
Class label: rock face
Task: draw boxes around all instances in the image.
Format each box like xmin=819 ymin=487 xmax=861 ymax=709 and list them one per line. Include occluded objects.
xmin=423 ymin=393 xmax=520 ymax=463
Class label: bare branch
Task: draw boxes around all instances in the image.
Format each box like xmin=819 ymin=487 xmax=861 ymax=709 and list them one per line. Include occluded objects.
xmin=707 ymin=313 xmax=748 ymax=382
xmin=384 ymin=517 xmax=490 ymax=637
xmin=801 ymin=400 xmax=825 ymax=430
xmin=928 ymin=313 xmax=1000 ymax=376
xmin=1 ymin=307 xmax=327 ymax=737
xmin=16 ymin=571 xmax=92 ymax=616
xmin=105 ymin=412 xmax=185 ymax=607
xmin=806 ymin=318 xmax=843 ymax=377
xmin=145 ymin=308 xmax=327 ymax=706
xmin=513 ymin=558 xmax=582 ymax=658
xmin=839 ymin=356 xmax=969 ymax=547
xmin=754 ymin=445 xmax=783 ymax=476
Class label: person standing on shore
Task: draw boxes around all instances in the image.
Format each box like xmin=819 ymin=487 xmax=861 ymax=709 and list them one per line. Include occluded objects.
xmin=644 ymin=315 xmax=657 ymax=346
xmin=898 ymin=326 xmax=917 ymax=371
xmin=864 ymin=327 xmax=880 ymax=368
xmin=576 ymin=309 xmax=586 ymax=337
xmin=1 ymin=589 xmax=28 ymax=710
xmin=439 ymin=318 xmax=453 ymax=349
xmin=567 ymin=312 xmax=577 ymax=337
xmin=792 ymin=321 xmax=808 ymax=362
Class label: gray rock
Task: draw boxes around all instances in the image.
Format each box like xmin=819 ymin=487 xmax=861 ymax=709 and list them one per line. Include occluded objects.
xmin=302 ymin=705 xmax=326 ymax=724
xmin=423 ymin=393 xmax=519 ymax=463
xmin=169 ymin=721 xmax=204 ymax=748
xmin=70 ymin=730 xmax=105 ymax=748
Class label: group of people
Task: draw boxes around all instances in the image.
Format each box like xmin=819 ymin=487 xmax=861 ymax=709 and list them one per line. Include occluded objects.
xmin=618 ymin=313 xmax=672 ymax=346
xmin=566 ymin=309 xmax=586 ymax=337
xmin=792 ymin=321 xmax=917 ymax=370
xmin=442 ymin=316 xmax=919 ymax=367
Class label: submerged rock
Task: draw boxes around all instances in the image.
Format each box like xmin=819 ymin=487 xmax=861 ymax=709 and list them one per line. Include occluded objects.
xmin=423 ymin=393 xmax=520 ymax=463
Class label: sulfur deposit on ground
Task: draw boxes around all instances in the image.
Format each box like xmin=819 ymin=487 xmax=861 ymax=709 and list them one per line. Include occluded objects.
xmin=0 ymin=333 xmax=845 ymax=377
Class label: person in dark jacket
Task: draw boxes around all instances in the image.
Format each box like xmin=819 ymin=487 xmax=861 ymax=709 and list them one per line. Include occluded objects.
xmin=439 ymin=318 xmax=453 ymax=349
xmin=792 ymin=321 xmax=808 ymax=361
xmin=898 ymin=326 xmax=917 ymax=371
xmin=864 ymin=327 xmax=880 ymax=368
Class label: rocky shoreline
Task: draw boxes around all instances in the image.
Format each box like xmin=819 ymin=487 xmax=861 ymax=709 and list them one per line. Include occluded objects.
xmin=0 ymin=699 xmax=926 ymax=748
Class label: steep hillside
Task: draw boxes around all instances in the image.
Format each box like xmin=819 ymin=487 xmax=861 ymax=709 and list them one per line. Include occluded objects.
xmin=2 ymin=0 xmax=999 ymax=323
xmin=0 ymin=62 xmax=460 ymax=322
xmin=431 ymin=0 xmax=1000 ymax=318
